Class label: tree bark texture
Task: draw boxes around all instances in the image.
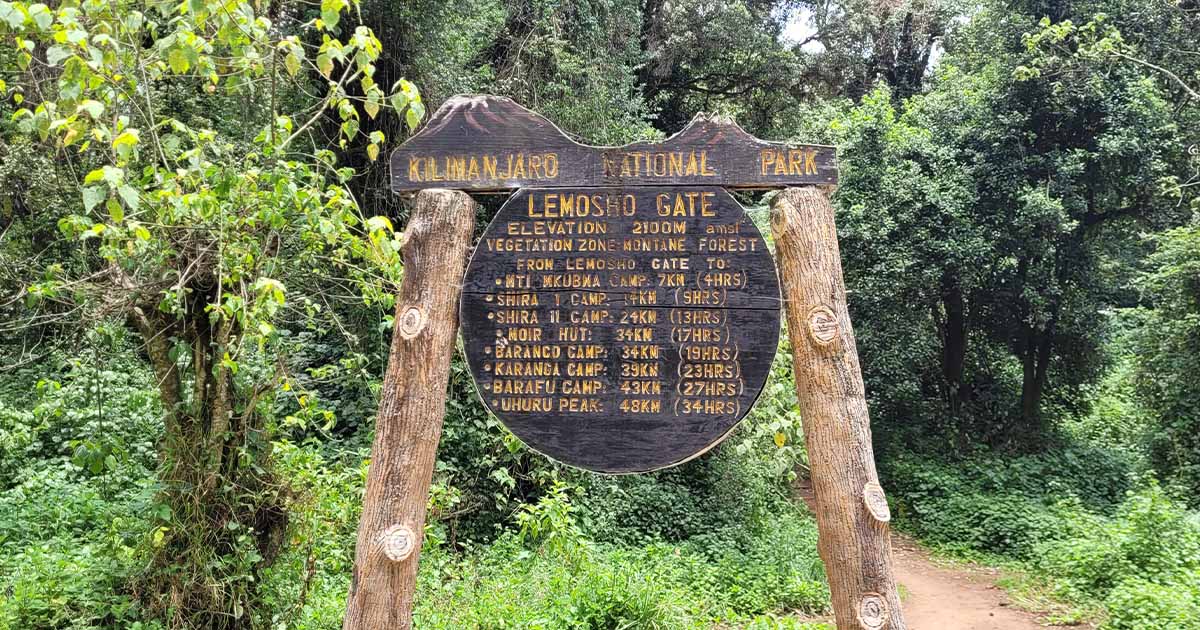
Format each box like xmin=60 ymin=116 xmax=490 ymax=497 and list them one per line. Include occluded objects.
xmin=342 ymin=189 xmax=477 ymax=630
xmin=770 ymin=187 xmax=907 ymax=630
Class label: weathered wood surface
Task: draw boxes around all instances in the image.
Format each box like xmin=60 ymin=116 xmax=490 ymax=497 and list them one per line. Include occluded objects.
xmin=391 ymin=95 xmax=837 ymax=193
xmin=460 ymin=186 xmax=781 ymax=472
xmin=770 ymin=187 xmax=906 ymax=630
xmin=343 ymin=189 xmax=477 ymax=630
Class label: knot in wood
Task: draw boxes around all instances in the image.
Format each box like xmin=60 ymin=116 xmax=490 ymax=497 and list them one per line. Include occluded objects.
xmin=857 ymin=592 xmax=890 ymax=630
xmin=769 ymin=198 xmax=796 ymax=235
xmin=398 ymin=306 xmax=426 ymax=339
xmin=863 ymin=482 xmax=891 ymax=523
xmin=380 ymin=524 xmax=416 ymax=562
xmin=807 ymin=305 xmax=839 ymax=345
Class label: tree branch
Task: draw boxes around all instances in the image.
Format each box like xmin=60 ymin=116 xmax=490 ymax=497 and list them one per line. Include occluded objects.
xmin=1113 ymin=51 xmax=1200 ymax=101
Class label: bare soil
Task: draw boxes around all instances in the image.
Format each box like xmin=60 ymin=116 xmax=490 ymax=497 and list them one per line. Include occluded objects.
xmin=890 ymin=535 xmax=1047 ymax=630
xmin=794 ymin=480 xmax=1054 ymax=630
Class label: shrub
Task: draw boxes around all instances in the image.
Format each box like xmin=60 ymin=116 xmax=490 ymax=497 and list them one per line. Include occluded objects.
xmin=884 ymin=444 xmax=1136 ymax=560
xmin=0 ymin=467 xmax=159 ymax=629
xmin=1037 ymin=484 xmax=1200 ymax=601
xmin=683 ymin=509 xmax=829 ymax=616
xmin=1132 ymin=224 xmax=1200 ymax=504
xmin=561 ymin=568 xmax=687 ymax=630
xmin=0 ymin=345 xmax=165 ymax=630
xmin=1103 ymin=578 xmax=1200 ymax=630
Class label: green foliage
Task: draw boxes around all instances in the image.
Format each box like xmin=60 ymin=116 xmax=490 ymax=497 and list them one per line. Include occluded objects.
xmin=1133 ymin=223 xmax=1200 ymax=502
xmin=0 ymin=0 xmax=427 ymax=623
xmin=257 ymin=440 xmax=365 ymax=630
xmin=802 ymin=0 xmax=1196 ymax=449
xmin=1103 ymin=577 xmax=1200 ymax=630
xmin=1062 ymin=341 xmax=1151 ymax=457
xmin=515 ymin=482 xmax=589 ymax=561
xmin=0 ymin=332 xmax=829 ymax=628
xmin=1036 ymin=483 xmax=1200 ymax=601
xmin=0 ymin=349 xmax=161 ymax=630
xmin=409 ymin=508 xmax=828 ymax=629
xmin=887 ymin=446 xmax=1200 ymax=630
xmin=886 ymin=445 xmax=1134 ymax=557
xmin=258 ymin=424 xmax=829 ymax=629
xmin=2 ymin=0 xmax=1199 ymax=627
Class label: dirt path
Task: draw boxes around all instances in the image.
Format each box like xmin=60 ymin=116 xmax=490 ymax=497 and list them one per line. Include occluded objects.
xmin=890 ymin=534 xmax=1046 ymax=630
xmin=795 ymin=482 xmax=1049 ymax=629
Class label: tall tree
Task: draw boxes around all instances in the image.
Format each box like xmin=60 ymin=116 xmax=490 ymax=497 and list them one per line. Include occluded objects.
xmin=822 ymin=0 xmax=1190 ymax=445
xmin=800 ymin=0 xmax=959 ymax=100
xmin=0 ymin=0 xmax=421 ymax=624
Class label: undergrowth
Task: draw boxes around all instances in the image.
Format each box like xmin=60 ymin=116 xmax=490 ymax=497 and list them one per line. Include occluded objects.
xmin=2 ymin=336 xmax=832 ymax=629
xmin=884 ymin=447 xmax=1200 ymax=629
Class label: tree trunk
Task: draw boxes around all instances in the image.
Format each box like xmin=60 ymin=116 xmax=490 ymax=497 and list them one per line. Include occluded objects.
xmin=1019 ymin=318 xmax=1054 ymax=433
xmin=771 ymin=187 xmax=906 ymax=630
xmin=938 ymin=271 xmax=968 ymax=415
xmin=342 ymin=189 xmax=477 ymax=630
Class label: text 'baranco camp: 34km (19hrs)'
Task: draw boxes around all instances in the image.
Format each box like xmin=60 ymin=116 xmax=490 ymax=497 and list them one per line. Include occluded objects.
xmin=459 ymin=186 xmax=781 ymax=473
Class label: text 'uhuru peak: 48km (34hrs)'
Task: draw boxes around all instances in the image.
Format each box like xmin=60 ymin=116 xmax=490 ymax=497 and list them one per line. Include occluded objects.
xmin=390 ymin=95 xmax=837 ymax=473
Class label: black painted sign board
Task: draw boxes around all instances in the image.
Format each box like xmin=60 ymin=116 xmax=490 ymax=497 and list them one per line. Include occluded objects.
xmin=384 ymin=94 xmax=838 ymax=472
xmin=389 ymin=95 xmax=837 ymax=193
xmin=459 ymin=187 xmax=781 ymax=473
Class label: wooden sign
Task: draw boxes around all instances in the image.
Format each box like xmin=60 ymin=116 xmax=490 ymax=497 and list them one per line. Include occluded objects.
xmin=390 ymin=95 xmax=837 ymax=193
xmin=460 ymin=186 xmax=781 ymax=473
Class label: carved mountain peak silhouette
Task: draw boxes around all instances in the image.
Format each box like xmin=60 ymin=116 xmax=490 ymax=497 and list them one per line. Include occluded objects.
xmin=416 ymin=95 xmax=571 ymax=145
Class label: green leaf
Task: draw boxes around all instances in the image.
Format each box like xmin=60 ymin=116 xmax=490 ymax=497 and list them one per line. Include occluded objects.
xmin=112 ymin=129 xmax=139 ymax=159
xmin=77 ymin=99 xmax=103 ymax=119
xmin=366 ymin=216 xmax=393 ymax=233
xmin=284 ymin=49 xmax=301 ymax=77
xmin=46 ymin=45 xmax=71 ymax=66
xmin=366 ymin=143 xmax=379 ymax=161
xmin=316 ymin=52 xmax=333 ymax=78
xmin=405 ymin=106 xmax=420 ymax=131
xmin=319 ymin=0 xmax=343 ymax=28
xmin=168 ymin=46 xmax=190 ymax=73
xmin=123 ymin=11 xmax=143 ymax=32
xmin=134 ymin=225 xmax=151 ymax=240
xmin=0 ymin=2 xmax=23 ymax=29
xmin=82 ymin=185 xmax=105 ymax=212
xmin=389 ymin=90 xmax=409 ymax=113
xmin=221 ymin=353 xmax=239 ymax=375
xmin=103 ymin=200 xmax=120 ymax=223
xmin=116 ymin=185 xmax=138 ymax=211
xmin=100 ymin=165 xmax=124 ymax=186
xmin=27 ymin=3 xmax=51 ymax=30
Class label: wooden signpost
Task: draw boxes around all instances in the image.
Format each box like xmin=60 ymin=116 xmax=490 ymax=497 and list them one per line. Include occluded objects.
xmin=344 ymin=95 xmax=906 ymax=630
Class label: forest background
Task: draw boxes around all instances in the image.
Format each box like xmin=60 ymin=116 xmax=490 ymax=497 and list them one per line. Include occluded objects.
xmin=1 ymin=0 xmax=1199 ymax=628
